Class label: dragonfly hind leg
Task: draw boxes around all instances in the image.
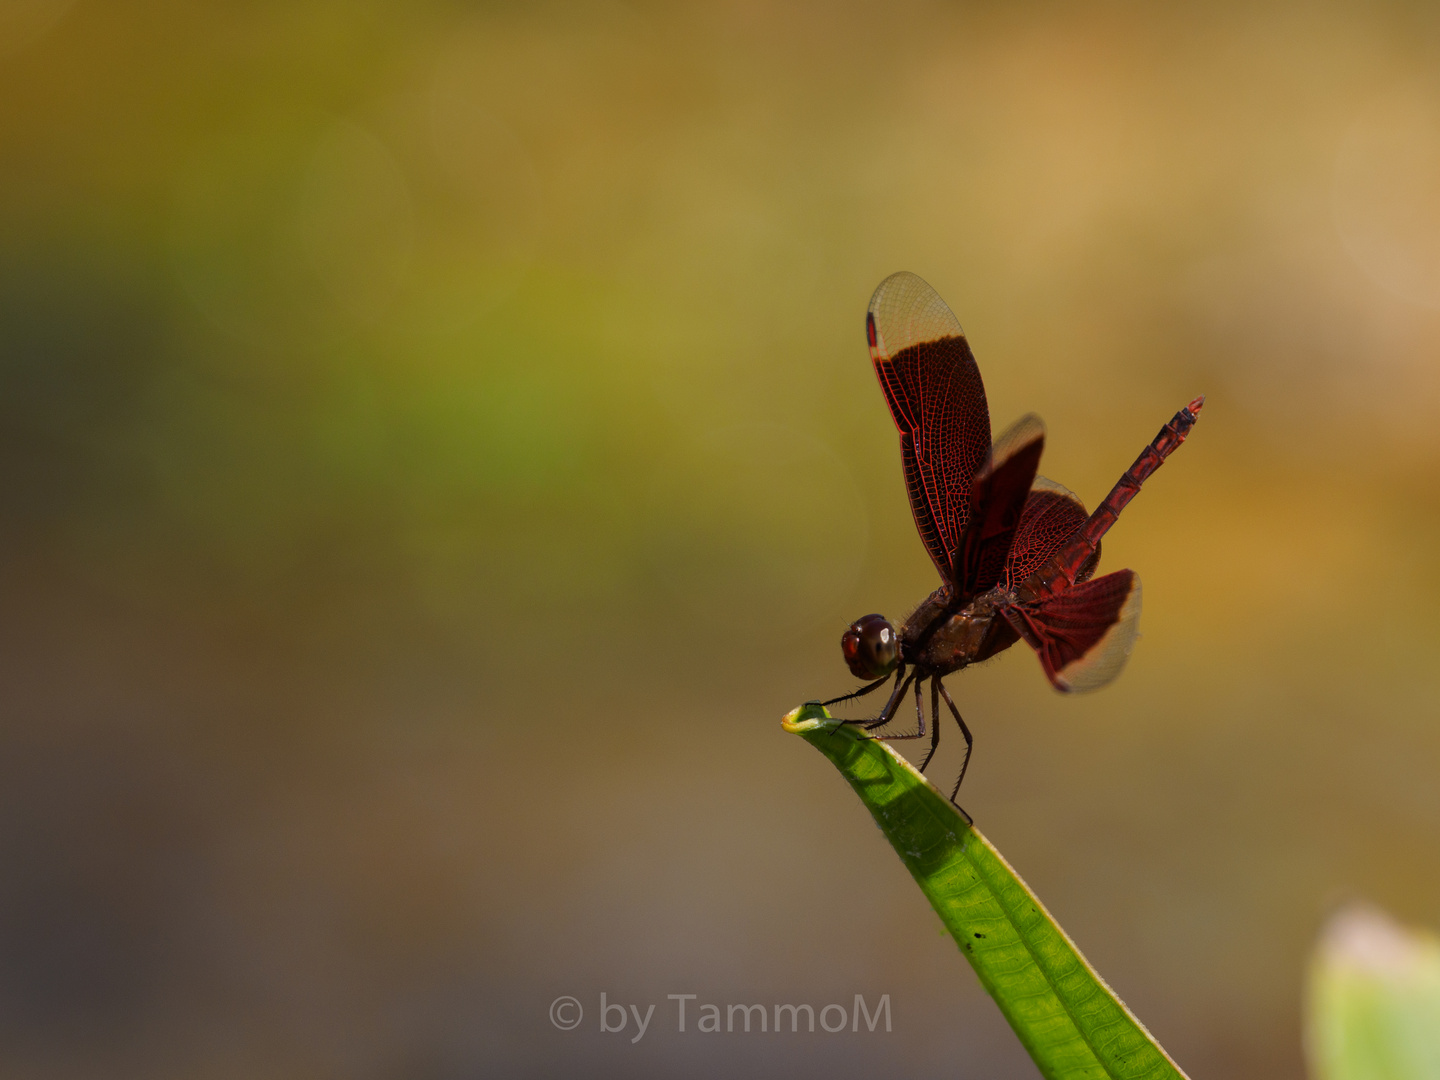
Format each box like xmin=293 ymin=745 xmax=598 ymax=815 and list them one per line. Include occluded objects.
xmin=918 ymin=678 xmax=942 ymax=772
xmin=936 ymin=679 xmax=974 ymax=823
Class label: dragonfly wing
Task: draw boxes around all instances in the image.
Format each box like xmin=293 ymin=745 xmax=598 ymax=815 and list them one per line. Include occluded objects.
xmin=1003 ymin=569 xmax=1141 ymax=692
xmin=1003 ymin=477 xmax=1097 ymax=588
xmin=958 ymin=414 xmax=1045 ymax=593
xmin=867 ymin=272 xmax=991 ymax=587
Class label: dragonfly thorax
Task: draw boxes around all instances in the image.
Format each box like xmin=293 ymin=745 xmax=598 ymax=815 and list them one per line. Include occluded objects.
xmin=900 ymin=584 xmax=1017 ymax=675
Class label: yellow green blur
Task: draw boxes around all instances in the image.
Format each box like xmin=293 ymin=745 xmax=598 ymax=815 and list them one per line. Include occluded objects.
xmin=5 ymin=4 xmax=1440 ymax=1078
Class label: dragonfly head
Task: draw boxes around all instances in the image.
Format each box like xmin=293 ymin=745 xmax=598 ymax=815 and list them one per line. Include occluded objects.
xmin=841 ymin=613 xmax=899 ymax=680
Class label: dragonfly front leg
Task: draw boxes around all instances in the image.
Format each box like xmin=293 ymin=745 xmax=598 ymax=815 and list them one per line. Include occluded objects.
xmin=860 ymin=668 xmax=914 ymax=730
xmin=865 ymin=673 xmax=927 ymax=740
xmin=818 ymin=670 xmax=896 ymax=709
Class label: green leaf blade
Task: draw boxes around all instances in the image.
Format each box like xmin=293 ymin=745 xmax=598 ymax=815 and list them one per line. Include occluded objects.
xmin=784 ymin=702 xmax=1188 ymax=1080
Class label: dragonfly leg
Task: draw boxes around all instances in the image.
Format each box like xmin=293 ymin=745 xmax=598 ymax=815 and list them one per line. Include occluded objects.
xmin=819 ymin=672 xmax=894 ymax=709
xmin=859 ymin=669 xmax=914 ymax=731
xmin=866 ymin=673 xmax=927 ymax=740
xmin=918 ymin=678 xmax=942 ymax=772
xmin=936 ymin=679 xmax=974 ymax=824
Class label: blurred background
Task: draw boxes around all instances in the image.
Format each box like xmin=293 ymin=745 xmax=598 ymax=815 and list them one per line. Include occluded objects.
xmin=3 ymin=1 xmax=1440 ymax=1077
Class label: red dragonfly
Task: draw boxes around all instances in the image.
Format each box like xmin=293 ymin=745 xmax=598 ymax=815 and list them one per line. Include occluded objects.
xmin=821 ymin=272 xmax=1202 ymax=812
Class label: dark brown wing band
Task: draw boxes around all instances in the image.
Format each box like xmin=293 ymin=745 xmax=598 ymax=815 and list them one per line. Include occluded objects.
xmin=866 ymin=273 xmax=991 ymax=586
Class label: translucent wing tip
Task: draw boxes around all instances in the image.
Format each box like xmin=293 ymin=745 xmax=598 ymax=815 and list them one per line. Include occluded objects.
xmin=1053 ymin=573 xmax=1143 ymax=693
xmin=981 ymin=413 xmax=1046 ymax=480
xmin=866 ymin=272 xmax=965 ymax=361
xmin=1031 ymin=474 xmax=1081 ymax=503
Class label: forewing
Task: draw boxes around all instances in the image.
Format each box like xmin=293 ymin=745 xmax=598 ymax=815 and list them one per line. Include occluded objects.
xmin=958 ymin=414 xmax=1045 ymax=593
xmin=1004 ymin=477 xmax=1096 ymax=588
xmin=1003 ymin=570 xmax=1142 ymax=692
xmin=866 ymin=272 xmax=991 ymax=585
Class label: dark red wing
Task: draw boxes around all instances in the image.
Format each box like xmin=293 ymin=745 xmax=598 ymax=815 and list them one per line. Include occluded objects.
xmin=1001 ymin=569 xmax=1142 ymax=692
xmin=1017 ymin=397 xmax=1202 ymax=604
xmin=866 ymin=272 xmax=991 ymax=586
xmin=957 ymin=414 xmax=1045 ymax=593
xmin=1003 ymin=477 xmax=1097 ymax=588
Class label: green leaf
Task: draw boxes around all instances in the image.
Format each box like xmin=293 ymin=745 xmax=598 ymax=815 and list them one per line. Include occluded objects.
xmin=784 ymin=702 xmax=1188 ymax=1080
xmin=1306 ymin=905 xmax=1440 ymax=1080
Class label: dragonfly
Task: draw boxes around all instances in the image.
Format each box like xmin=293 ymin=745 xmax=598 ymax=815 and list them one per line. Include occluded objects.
xmin=821 ymin=272 xmax=1203 ymax=813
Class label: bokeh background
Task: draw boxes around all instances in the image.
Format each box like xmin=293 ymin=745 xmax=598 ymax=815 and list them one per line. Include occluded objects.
xmin=4 ymin=1 xmax=1440 ymax=1077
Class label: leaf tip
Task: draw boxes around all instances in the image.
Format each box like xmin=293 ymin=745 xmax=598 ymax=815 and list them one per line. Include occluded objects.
xmin=783 ymin=701 xmax=840 ymax=734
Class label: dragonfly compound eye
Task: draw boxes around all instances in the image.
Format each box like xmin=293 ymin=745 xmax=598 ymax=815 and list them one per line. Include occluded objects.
xmin=841 ymin=613 xmax=899 ymax=679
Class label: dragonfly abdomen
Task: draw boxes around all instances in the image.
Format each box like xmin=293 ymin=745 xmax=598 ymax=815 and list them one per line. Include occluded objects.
xmin=1016 ymin=396 xmax=1203 ymax=603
